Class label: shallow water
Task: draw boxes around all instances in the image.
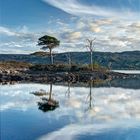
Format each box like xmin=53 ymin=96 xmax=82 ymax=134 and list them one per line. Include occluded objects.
xmin=112 ymin=70 xmax=140 ymax=74
xmin=0 ymin=83 xmax=140 ymax=140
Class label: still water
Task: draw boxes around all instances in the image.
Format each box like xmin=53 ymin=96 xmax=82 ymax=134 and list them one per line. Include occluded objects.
xmin=0 ymin=83 xmax=140 ymax=140
xmin=112 ymin=70 xmax=140 ymax=74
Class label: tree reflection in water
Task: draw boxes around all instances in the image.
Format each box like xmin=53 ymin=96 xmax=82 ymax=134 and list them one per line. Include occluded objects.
xmin=37 ymin=83 xmax=59 ymax=112
xmin=30 ymin=81 xmax=95 ymax=113
xmin=65 ymin=80 xmax=95 ymax=115
xmin=65 ymin=82 xmax=71 ymax=98
xmin=30 ymin=89 xmax=47 ymax=96
xmin=85 ymin=80 xmax=95 ymax=112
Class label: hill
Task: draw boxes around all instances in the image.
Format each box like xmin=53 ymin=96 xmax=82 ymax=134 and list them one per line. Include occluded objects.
xmin=0 ymin=51 xmax=140 ymax=70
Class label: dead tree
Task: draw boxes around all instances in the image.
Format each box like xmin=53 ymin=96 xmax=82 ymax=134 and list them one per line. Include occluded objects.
xmin=86 ymin=38 xmax=96 ymax=71
xmin=65 ymin=52 xmax=72 ymax=70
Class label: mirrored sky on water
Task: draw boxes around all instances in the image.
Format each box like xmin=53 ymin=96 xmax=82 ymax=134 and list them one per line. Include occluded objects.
xmin=0 ymin=83 xmax=140 ymax=140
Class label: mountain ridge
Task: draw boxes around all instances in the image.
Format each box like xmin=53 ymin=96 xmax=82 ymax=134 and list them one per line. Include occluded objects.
xmin=0 ymin=51 xmax=140 ymax=70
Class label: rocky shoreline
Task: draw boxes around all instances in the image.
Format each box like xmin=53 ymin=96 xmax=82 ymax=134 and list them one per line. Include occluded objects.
xmin=0 ymin=68 xmax=107 ymax=83
xmin=0 ymin=67 xmax=139 ymax=84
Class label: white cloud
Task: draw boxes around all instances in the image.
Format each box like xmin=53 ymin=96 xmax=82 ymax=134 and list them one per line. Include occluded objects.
xmin=0 ymin=26 xmax=19 ymax=36
xmin=94 ymin=19 xmax=113 ymax=26
xmin=0 ymin=102 xmax=15 ymax=111
xmin=89 ymin=24 xmax=102 ymax=33
xmin=1 ymin=83 xmax=140 ymax=140
xmin=0 ymin=26 xmax=41 ymax=54
xmin=60 ymin=31 xmax=82 ymax=41
xmin=68 ymin=31 xmax=82 ymax=40
xmin=77 ymin=21 xmax=86 ymax=29
xmin=42 ymin=0 xmax=139 ymax=19
xmin=19 ymin=25 xmax=29 ymax=33
xmin=38 ymin=120 xmax=140 ymax=140
xmin=0 ymin=18 xmax=140 ymax=53
xmin=67 ymin=98 xmax=82 ymax=108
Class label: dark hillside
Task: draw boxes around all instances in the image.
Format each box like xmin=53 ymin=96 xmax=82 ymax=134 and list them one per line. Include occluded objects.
xmin=0 ymin=51 xmax=140 ymax=70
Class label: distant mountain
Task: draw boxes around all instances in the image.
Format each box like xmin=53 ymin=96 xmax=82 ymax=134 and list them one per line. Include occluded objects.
xmin=0 ymin=51 xmax=140 ymax=70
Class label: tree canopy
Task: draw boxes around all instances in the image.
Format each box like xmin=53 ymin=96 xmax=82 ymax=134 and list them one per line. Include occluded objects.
xmin=37 ymin=35 xmax=60 ymax=64
xmin=38 ymin=35 xmax=60 ymax=50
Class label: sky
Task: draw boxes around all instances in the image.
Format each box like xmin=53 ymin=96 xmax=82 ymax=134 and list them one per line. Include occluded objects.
xmin=0 ymin=0 xmax=140 ymax=54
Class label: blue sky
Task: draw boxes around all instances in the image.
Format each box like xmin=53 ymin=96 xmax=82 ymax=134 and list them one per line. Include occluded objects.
xmin=0 ymin=0 xmax=140 ymax=53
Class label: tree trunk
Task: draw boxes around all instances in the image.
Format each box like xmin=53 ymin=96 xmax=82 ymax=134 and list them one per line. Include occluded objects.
xmin=49 ymin=83 xmax=52 ymax=100
xmin=68 ymin=53 xmax=71 ymax=71
xmin=90 ymin=51 xmax=93 ymax=71
xmin=49 ymin=49 xmax=53 ymax=65
xmin=89 ymin=81 xmax=92 ymax=109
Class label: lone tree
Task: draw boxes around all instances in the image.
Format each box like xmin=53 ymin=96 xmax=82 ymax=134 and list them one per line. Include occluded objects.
xmin=85 ymin=38 xmax=96 ymax=71
xmin=38 ymin=35 xmax=60 ymax=64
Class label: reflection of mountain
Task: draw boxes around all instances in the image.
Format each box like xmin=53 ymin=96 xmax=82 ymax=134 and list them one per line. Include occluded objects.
xmin=95 ymin=78 xmax=140 ymax=89
xmin=1 ymin=76 xmax=140 ymax=89
xmin=54 ymin=77 xmax=140 ymax=89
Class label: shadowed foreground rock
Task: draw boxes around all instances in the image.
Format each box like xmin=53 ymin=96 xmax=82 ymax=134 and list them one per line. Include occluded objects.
xmin=0 ymin=61 xmax=139 ymax=84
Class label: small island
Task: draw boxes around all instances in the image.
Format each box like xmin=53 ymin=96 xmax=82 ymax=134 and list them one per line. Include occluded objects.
xmin=0 ymin=35 xmax=139 ymax=84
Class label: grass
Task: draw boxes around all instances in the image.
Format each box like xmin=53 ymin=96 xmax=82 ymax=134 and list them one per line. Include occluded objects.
xmin=0 ymin=61 xmax=108 ymax=73
xmin=0 ymin=61 xmax=32 ymax=69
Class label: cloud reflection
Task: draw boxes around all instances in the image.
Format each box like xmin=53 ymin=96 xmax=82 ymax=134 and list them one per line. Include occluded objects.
xmin=0 ymin=83 xmax=140 ymax=139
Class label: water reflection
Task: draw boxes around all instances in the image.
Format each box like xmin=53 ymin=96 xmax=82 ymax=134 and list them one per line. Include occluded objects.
xmin=65 ymin=82 xmax=71 ymax=98
xmin=1 ymin=76 xmax=140 ymax=89
xmin=85 ymin=81 xmax=94 ymax=111
xmin=0 ymin=83 xmax=140 ymax=140
xmin=37 ymin=84 xmax=59 ymax=112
